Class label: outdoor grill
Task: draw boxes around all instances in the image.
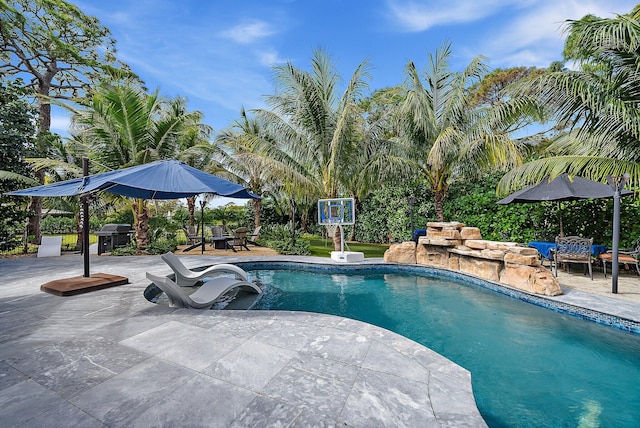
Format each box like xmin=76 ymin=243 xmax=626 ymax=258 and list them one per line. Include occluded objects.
xmin=96 ymin=224 xmax=134 ymax=255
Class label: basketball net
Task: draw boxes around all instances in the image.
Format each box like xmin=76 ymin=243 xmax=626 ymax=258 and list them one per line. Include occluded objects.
xmin=324 ymin=224 xmax=339 ymax=240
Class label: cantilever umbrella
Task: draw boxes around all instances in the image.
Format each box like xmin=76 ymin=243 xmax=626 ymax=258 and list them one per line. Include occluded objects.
xmin=497 ymin=173 xmax=632 ymax=205
xmin=498 ymin=173 xmax=633 ymax=293
xmin=7 ymin=159 xmax=259 ymax=294
xmin=8 ymin=159 xmax=259 ymax=200
xmin=497 ymin=174 xmax=632 ymax=236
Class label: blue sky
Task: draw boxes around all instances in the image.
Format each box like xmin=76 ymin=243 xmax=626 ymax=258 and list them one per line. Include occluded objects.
xmin=51 ymin=0 xmax=637 ymax=136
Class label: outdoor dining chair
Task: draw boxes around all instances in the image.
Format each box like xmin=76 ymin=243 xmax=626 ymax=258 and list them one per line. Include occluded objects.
xmin=554 ymin=235 xmax=594 ymax=280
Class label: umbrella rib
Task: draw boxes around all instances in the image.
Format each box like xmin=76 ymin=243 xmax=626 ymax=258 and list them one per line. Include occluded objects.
xmin=101 ymin=183 xmax=118 ymax=193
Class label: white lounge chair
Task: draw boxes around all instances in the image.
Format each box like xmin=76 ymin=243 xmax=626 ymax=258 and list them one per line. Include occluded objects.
xmin=37 ymin=236 xmax=62 ymax=257
xmin=161 ymin=252 xmax=248 ymax=286
xmin=146 ymin=272 xmax=261 ymax=309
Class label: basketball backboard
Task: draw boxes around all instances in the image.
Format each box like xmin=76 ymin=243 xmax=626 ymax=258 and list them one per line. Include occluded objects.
xmin=318 ymin=198 xmax=355 ymax=226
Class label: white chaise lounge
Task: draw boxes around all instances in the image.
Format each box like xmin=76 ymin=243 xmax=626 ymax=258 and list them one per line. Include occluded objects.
xmin=161 ymin=252 xmax=248 ymax=286
xmin=146 ymin=272 xmax=262 ymax=309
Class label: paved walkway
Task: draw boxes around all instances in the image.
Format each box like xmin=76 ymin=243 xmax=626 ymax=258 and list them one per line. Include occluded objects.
xmin=0 ymin=254 xmax=487 ymax=427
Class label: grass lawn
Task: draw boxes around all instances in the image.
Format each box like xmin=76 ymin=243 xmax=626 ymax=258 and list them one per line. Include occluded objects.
xmin=306 ymin=237 xmax=389 ymax=258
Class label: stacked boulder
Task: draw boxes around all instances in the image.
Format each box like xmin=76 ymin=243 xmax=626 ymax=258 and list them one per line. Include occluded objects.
xmin=384 ymin=221 xmax=562 ymax=296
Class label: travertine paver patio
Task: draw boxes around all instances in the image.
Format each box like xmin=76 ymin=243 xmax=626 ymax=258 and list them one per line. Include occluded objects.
xmin=0 ymin=254 xmax=487 ymax=427
xmin=1 ymin=252 xmax=639 ymax=426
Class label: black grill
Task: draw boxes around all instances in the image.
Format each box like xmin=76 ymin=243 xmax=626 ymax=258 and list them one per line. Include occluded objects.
xmin=96 ymin=224 xmax=133 ymax=255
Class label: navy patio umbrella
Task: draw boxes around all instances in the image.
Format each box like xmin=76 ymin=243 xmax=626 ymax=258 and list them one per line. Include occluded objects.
xmin=7 ymin=159 xmax=259 ymax=295
xmin=8 ymin=159 xmax=259 ymax=200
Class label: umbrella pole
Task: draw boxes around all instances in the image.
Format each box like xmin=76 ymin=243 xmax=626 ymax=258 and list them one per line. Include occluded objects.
xmin=557 ymin=202 xmax=564 ymax=238
xmin=609 ymin=174 xmax=630 ymax=294
xmin=82 ymin=158 xmax=90 ymax=278
xmin=611 ymin=192 xmax=621 ymax=293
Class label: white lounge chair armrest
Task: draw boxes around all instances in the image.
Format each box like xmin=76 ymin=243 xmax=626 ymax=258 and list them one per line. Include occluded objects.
xmin=206 ymin=263 xmax=249 ymax=281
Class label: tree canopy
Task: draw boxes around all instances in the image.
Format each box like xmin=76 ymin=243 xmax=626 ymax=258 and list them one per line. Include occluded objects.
xmin=0 ymin=79 xmax=36 ymax=248
xmin=498 ymin=4 xmax=640 ymax=194
xmin=1 ymin=0 xmax=133 ymax=242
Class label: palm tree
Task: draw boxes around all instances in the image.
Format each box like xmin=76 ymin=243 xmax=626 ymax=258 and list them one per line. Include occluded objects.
xmin=215 ymin=108 xmax=284 ymax=228
xmin=255 ymin=49 xmax=373 ymax=249
xmin=380 ymin=42 xmax=531 ymax=221
xmin=498 ymin=5 xmax=640 ymax=193
xmin=71 ymin=79 xmax=209 ymax=253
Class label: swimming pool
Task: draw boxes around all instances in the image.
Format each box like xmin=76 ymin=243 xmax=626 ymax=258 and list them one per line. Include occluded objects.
xmin=245 ymin=265 xmax=640 ymax=427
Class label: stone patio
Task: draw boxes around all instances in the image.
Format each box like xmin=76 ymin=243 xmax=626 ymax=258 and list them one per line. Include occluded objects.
xmin=1 ymin=251 xmax=638 ymax=426
xmin=0 ymin=254 xmax=487 ymax=427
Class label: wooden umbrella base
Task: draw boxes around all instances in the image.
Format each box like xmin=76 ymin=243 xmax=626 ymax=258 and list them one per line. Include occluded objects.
xmin=41 ymin=273 xmax=129 ymax=296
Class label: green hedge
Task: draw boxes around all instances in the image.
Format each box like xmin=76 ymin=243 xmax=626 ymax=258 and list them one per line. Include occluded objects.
xmin=353 ymin=172 xmax=640 ymax=248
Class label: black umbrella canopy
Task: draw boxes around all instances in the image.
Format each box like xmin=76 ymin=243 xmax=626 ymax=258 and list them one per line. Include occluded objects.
xmin=497 ymin=174 xmax=632 ymax=205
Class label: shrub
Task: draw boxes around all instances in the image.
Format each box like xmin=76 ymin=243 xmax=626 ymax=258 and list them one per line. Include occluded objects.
xmin=357 ymin=179 xmax=434 ymax=243
xmin=270 ymin=239 xmax=311 ymax=255
xmin=444 ymin=173 xmax=640 ymax=247
xmin=143 ymin=238 xmax=178 ymax=255
xmin=261 ymin=224 xmax=311 ymax=255
xmin=41 ymin=216 xmax=76 ymax=234
xmin=109 ymin=244 xmax=137 ymax=256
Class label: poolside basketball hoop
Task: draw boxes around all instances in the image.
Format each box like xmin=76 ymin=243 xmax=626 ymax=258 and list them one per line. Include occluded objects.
xmin=318 ymin=198 xmax=364 ymax=263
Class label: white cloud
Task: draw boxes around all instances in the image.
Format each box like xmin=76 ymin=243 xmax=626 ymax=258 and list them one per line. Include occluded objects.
xmin=385 ymin=0 xmax=528 ymax=32
xmin=479 ymin=0 xmax=637 ymax=67
xmin=257 ymin=48 xmax=286 ymax=67
xmin=219 ymin=20 xmax=276 ymax=44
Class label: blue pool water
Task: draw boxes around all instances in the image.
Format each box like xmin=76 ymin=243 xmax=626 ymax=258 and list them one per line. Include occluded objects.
xmin=250 ymin=267 xmax=640 ymax=427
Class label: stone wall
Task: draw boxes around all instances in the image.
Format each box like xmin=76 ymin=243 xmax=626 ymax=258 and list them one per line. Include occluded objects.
xmin=384 ymin=221 xmax=562 ymax=296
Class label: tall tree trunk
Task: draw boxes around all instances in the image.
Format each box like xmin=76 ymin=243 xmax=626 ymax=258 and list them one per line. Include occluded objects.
xmin=26 ymin=81 xmax=53 ymax=244
xmin=26 ymin=179 xmax=43 ymax=244
xmin=434 ymin=188 xmax=446 ymax=222
xmin=135 ymin=199 xmax=150 ymax=255
xmin=252 ymin=198 xmax=261 ymax=228
xmin=186 ymin=196 xmax=196 ymax=226
xmin=332 ymin=225 xmax=342 ymax=251
xmin=349 ymin=196 xmax=359 ymax=241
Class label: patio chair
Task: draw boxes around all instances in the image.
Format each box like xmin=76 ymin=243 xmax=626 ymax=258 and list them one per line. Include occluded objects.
xmin=37 ymin=236 xmax=62 ymax=257
xmin=554 ymin=235 xmax=594 ymax=280
xmin=161 ymin=252 xmax=248 ymax=286
xmin=230 ymin=227 xmax=250 ymax=251
xmin=211 ymin=225 xmax=228 ymax=237
xmin=210 ymin=225 xmax=230 ymax=250
xmin=146 ymin=272 xmax=261 ymax=309
xmin=599 ymin=237 xmax=640 ymax=277
xmin=247 ymin=225 xmax=261 ymax=246
xmin=183 ymin=225 xmax=199 ymax=245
